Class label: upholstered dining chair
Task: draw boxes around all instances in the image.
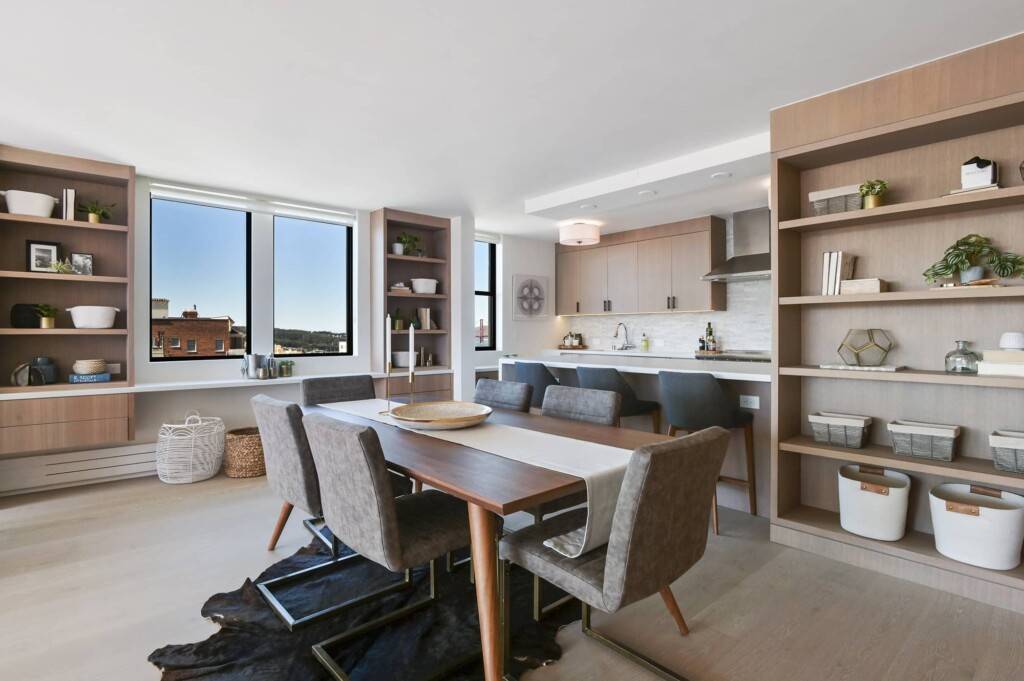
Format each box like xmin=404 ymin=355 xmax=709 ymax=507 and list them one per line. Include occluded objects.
xmin=300 ymin=374 xmax=376 ymax=406
xmin=576 ymin=366 xmax=661 ymax=432
xmin=473 ymin=378 xmax=533 ymax=412
xmin=302 ymin=413 xmax=486 ymax=681
xmin=498 ymin=427 xmax=729 ymax=681
xmin=541 ymin=385 xmax=622 ymax=426
xmin=514 ymin=361 xmax=560 ymax=409
xmin=658 ymin=371 xmax=756 ymax=535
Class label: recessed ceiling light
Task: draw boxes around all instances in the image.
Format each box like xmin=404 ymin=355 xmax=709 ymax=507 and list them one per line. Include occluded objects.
xmin=578 ymin=203 xmax=598 ymax=209
xmin=637 ymin=189 xmax=657 ymax=198
xmin=710 ymin=171 xmax=733 ymax=180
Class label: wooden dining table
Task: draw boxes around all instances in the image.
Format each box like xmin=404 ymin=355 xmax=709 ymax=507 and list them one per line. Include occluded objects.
xmin=317 ymin=404 xmax=669 ymax=681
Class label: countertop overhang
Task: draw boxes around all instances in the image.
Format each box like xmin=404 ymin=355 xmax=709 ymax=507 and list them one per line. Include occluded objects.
xmin=499 ymin=352 xmax=772 ymax=382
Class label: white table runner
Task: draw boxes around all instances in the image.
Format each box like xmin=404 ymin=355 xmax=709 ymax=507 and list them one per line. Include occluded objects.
xmin=318 ymin=399 xmax=632 ymax=557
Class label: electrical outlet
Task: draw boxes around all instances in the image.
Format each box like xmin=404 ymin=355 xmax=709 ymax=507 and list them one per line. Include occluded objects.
xmin=653 ymin=338 xmax=665 ymax=348
xmin=739 ymin=395 xmax=760 ymax=410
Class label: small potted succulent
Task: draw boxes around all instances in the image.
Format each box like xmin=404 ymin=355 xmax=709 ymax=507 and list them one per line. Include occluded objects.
xmin=78 ymin=200 xmax=116 ymax=224
xmin=392 ymin=232 xmax=421 ymax=257
xmin=859 ymin=179 xmax=888 ymax=209
xmin=923 ymin=233 xmax=1024 ymax=285
xmin=51 ymin=257 xmax=74 ymax=274
xmin=35 ymin=304 xmax=58 ymax=329
xmin=277 ymin=359 xmax=295 ymax=377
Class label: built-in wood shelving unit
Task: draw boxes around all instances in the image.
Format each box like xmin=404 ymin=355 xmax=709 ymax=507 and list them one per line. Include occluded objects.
xmin=0 ymin=328 xmax=128 ymax=336
xmin=0 ymin=380 xmax=131 ymax=395
xmin=0 ymin=212 xmax=129 ymax=233
xmin=0 ymin=270 xmax=129 ymax=285
xmin=390 ymin=329 xmax=447 ymax=335
xmin=770 ymin=35 xmax=1024 ymax=612
xmin=386 ymin=254 xmax=447 ymax=264
xmin=386 ymin=292 xmax=448 ymax=300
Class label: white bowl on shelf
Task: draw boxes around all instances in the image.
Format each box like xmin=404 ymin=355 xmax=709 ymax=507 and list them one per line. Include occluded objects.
xmin=391 ymin=351 xmax=412 ymax=368
xmin=1 ymin=190 xmax=59 ymax=217
xmin=72 ymin=359 xmax=108 ymax=375
xmin=999 ymin=332 xmax=1024 ymax=351
xmin=67 ymin=306 xmax=119 ymax=329
xmin=410 ymin=278 xmax=438 ymax=294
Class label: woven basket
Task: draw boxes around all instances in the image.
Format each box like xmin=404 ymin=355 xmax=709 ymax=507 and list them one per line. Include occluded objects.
xmin=224 ymin=427 xmax=266 ymax=478
xmin=155 ymin=411 xmax=225 ymax=484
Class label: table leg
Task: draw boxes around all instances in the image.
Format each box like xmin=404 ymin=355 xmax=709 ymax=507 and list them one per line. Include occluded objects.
xmin=468 ymin=502 xmax=501 ymax=681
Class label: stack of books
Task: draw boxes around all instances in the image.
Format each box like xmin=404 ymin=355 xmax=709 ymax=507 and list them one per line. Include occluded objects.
xmin=820 ymin=251 xmax=856 ymax=295
xmin=69 ymin=372 xmax=112 ymax=384
xmin=61 ymin=188 xmax=76 ymax=221
xmin=978 ymin=350 xmax=1024 ymax=377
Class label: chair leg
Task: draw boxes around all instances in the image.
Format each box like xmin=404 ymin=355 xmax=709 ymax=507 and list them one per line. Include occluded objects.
xmin=744 ymin=422 xmax=757 ymax=516
xmin=413 ymin=480 xmax=423 ymax=493
xmin=659 ymin=587 xmax=690 ymax=636
xmin=651 ymin=409 xmax=661 ymax=434
xmin=711 ymin=492 xmax=719 ymax=535
xmin=529 ymin=510 xmax=575 ymax=621
xmin=581 ymin=603 xmax=688 ymax=681
xmin=267 ymin=501 xmax=293 ymax=550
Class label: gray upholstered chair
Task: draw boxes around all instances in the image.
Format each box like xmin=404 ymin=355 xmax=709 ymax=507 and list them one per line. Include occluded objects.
xmin=499 ymin=427 xmax=730 ymax=681
xmin=473 ymin=378 xmax=532 ymax=412
xmin=302 ymin=413 xmax=483 ymax=680
xmin=301 ymin=374 xmax=376 ymax=406
xmin=659 ymin=371 xmax=755 ymax=535
xmin=514 ymin=361 xmax=559 ymax=409
xmin=541 ymin=385 xmax=622 ymax=426
xmin=576 ymin=366 xmax=661 ymax=432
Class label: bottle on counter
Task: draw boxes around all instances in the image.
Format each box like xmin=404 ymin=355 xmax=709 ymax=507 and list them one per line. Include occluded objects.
xmin=699 ymin=336 xmax=706 ymax=352
xmin=706 ymin=322 xmax=717 ymax=353
xmin=640 ymin=333 xmax=650 ymax=352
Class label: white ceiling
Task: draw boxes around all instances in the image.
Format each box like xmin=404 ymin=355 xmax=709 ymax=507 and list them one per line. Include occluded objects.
xmin=1 ymin=2 xmax=1022 ymax=239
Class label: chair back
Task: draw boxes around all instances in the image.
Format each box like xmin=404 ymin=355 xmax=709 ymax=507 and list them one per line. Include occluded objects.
xmin=602 ymin=426 xmax=729 ymax=611
xmin=473 ymin=378 xmax=532 ymax=412
xmin=514 ymin=362 xmax=559 ymax=409
xmin=250 ymin=395 xmax=322 ymax=517
xmin=541 ymin=385 xmax=621 ymax=426
xmin=576 ymin=367 xmax=642 ymax=413
xmin=301 ymin=375 xmax=375 ymax=407
xmin=302 ymin=413 xmax=403 ymax=571
xmin=658 ymin=371 xmax=735 ymax=430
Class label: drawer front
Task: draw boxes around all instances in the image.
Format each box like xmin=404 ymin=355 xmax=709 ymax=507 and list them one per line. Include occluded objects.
xmin=375 ymin=373 xmax=453 ymax=397
xmin=0 ymin=418 xmax=130 ymax=456
xmin=0 ymin=394 xmax=129 ymax=428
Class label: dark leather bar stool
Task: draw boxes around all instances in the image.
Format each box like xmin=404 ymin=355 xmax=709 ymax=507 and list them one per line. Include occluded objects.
xmin=514 ymin=361 xmax=560 ymax=409
xmin=576 ymin=366 xmax=661 ymax=432
xmin=657 ymin=371 xmax=756 ymax=535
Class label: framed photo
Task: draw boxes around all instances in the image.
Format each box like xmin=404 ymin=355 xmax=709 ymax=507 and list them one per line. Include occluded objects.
xmin=26 ymin=241 xmax=60 ymax=272
xmin=512 ymin=274 xmax=550 ymax=320
xmin=71 ymin=253 xmax=94 ymax=276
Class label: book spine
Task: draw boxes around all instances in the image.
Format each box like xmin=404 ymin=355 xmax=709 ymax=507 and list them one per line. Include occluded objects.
xmin=68 ymin=373 xmax=112 ymax=384
xmin=821 ymin=252 xmax=830 ymax=295
xmin=827 ymin=251 xmax=838 ymax=296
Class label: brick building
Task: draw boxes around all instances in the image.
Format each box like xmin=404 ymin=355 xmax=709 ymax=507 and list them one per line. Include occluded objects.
xmin=151 ymin=305 xmax=245 ymax=358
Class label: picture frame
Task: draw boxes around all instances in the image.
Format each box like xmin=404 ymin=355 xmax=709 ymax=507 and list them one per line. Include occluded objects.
xmin=71 ymin=252 xmax=94 ymax=276
xmin=26 ymin=240 xmax=61 ymax=272
xmin=512 ymin=274 xmax=550 ymax=320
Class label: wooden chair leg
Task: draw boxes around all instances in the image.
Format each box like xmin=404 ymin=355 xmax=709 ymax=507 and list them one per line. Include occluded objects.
xmin=413 ymin=480 xmax=423 ymax=494
xmin=651 ymin=409 xmax=661 ymax=434
xmin=711 ymin=492 xmax=719 ymax=536
xmin=659 ymin=586 xmax=690 ymax=636
xmin=744 ymin=422 xmax=757 ymax=516
xmin=268 ymin=501 xmax=294 ymax=550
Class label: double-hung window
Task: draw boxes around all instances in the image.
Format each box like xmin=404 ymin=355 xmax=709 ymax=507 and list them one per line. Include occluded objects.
xmin=474 ymin=240 xmax=497 ymax=350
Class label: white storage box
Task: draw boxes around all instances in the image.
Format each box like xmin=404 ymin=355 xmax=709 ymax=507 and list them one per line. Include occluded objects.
xmin=887 ymin=420 xmax=960 ymax=461
xmin=838 ymin=464 xmax=910 ymax=541
xmin=809 ymin=412 xmax=872 ymax=448
xmin=929 ymin=483 xmax=1024 ymax=571
xmin=808 ymin=184 xmax=861 ymax=216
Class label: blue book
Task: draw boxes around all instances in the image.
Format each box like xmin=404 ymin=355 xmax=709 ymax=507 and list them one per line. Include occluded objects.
xmin=69 ymin=373 xmax=112 ymax=384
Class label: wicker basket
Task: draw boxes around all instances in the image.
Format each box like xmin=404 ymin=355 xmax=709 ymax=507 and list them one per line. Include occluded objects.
xmin=990 ymin=430 xmax=1024 ymax=473
xmin=155 ymin=411 xmax=225 ymax=484
xmin=808 ymin=412 xmax=872 ymax=448
xmin=224 ymin=427 xmax=266 ymax=478
xmin=888 ymin=420 xmax=960 ymax=462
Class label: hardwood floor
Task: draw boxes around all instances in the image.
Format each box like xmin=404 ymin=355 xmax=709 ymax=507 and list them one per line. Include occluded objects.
xmin=1 ymin=475 xmax=1022 ymax=681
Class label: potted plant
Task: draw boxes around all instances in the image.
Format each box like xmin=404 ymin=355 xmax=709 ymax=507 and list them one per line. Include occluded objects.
xmin=51 ymin=257 xmax=74 ymax=274
xmin=35 ymin=304 xmax=58 ymax=329
xmin=78 ymin=200 xmax=116 ymax=224
xmin=859 ymin=179 xmax=888 ymax=209
xmin=277 ymin=359 xmax=295 ymax=377
xmin=393 ymin=232 xmax=421 ymax=257
xmin=923 ymin=233 xmax=1024 ymax=285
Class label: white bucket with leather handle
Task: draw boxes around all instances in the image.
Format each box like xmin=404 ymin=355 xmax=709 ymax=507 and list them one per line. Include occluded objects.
xmin=930 ymin=483 xmax=1024 ymax=570
xmin=838 ymin=464 xmax=910 ymax=541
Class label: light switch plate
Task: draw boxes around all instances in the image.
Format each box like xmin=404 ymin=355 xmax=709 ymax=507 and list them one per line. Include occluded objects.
xmin=106 ymin=363 xmax=121 ymax=375
xmin=739 ymin=395 xmax=760 ymax=410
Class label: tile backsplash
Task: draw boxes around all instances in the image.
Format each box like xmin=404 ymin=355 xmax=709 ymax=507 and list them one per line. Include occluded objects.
xmin=565 ymin=280 xmax=771 ymax=353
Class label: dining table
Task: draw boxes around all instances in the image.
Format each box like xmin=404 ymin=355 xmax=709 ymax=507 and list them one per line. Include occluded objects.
xmin=315 ymin=402 xmax=670 ymax=681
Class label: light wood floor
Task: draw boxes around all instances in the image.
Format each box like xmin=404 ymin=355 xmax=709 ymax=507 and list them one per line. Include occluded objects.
xmin=2 ymin=476 xmax=1022 ymax=681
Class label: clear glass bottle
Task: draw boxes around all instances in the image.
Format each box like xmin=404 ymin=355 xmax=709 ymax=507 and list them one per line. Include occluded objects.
xmin=944 ymin=340 xmax=979 ymax=374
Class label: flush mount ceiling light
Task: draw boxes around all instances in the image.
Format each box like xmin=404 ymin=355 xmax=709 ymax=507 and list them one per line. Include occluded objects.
xmin=637 ymin=189 xmax=657 ymax=197
xmin=578 ymin=203 xmax=598 ymax=209
xmin=559 ymin=220 xmax=601 ymax=246
xmin=710 ymin=171 xmax=733 ymax=180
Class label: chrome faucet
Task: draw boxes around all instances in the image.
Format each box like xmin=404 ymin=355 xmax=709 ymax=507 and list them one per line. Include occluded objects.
xmin=613 ymin=322 xmax=634 ymax=350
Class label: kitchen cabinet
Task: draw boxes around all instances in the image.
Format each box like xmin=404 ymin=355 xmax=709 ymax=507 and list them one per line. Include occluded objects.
xmin=637 ymin=237 xmax=673 ymax=311
xmin=578 ymin=248 xmax=607 ymax=314
xmin=556 ymin=251 xmax=580 ymax=315
xmin=605 ymin=243 xmax=638 ymax=313
xmin=671 ymin=230 xmax=724 ymax=311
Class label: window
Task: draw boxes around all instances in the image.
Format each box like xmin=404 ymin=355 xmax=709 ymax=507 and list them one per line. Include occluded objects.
xmin=474 ymin=240 xmax=496 ymax=350
xmin=273 ymin=216 xmax=353 ymax=356
xmin=215 ymin=339 xmax=225 ymax=353
xmin=150 ymin=198 xmax=250 ymax=360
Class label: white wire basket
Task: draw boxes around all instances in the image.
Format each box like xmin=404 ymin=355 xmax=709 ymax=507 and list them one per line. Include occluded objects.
xmin=156 ymin=410 xmax=225 ymax=484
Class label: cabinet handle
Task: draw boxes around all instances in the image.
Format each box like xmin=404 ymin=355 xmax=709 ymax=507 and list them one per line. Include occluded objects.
xmin=672 ymin=295 xmax=677 ymax=309
xmin=666 ymin=296 xmax=670 ymax=309
xmin=576 ymin=301 xmax=579 ymax=313
xmin=608 ymin=300 xmax=612 ymax=312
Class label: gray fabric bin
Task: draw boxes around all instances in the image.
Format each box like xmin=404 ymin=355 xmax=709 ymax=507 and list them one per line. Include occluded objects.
xmin=990 ymin=430 xmax=1024 ymax=473
xmin=888 ymin=420 xmax=960 ymax=462
xmin=808 ymin=412 xmax=872 ymax=449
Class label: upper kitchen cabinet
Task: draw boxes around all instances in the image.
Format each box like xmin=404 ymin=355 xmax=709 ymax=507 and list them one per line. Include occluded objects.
xmin=671 ymin=229 xmax=726 ymax=311
xmin=604 ymin=243 xmax=638 ymax=313
xmin=577 ymin=247 xmax=607 ymax=314
xmin=555 ymin=250 xmax=580 ymax=315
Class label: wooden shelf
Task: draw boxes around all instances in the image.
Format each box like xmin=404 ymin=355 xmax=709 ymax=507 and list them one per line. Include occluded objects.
xmin=779 ymin=435 xmax=1024 ymax=490
xmin=0 ymin=212 xmax=129 ymax=233
xmin=387 ymin=291 xmax=448 ymax=299
xmin=779 ymin=365 xmax=1024 ymax=389
xmin=0 ymin=270 xmax=128 ymax=284
xmin=390 ymin=329 xmax=447 ymax=335
xmin=780 ymin=286 xmax=1024 ymax=305
xmin=0 ymin=328 xmax=127 ymax=336
xmin=775 ymin=505 xmax=1024 ymax=590
xmin=0 ymin=380 xmax=130 ymax=395
xmin=386 ymin=254 xmax=446 ymax=264
xmin=780 ymin=185 xmax=1024 ymax=232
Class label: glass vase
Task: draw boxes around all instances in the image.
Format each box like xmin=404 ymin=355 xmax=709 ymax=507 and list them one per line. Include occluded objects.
xmin=944 ymin=340 xmax=979 ymax=374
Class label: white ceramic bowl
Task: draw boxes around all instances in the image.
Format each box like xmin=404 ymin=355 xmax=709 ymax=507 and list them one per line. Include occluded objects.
xmin=67 ymin=306 xmax=119 ymax=329
xmin=410 ymin=278 xmax=438 ymax=294
xmin=391 ymin=351 xmax=411 ymax=368
xmin=1 ymin=190 xmax=59 ymax=217
xmin=999 ymin=332 xmax=1024 ymax=351
xmin=390 ymin=401 xmax=492 ymax=430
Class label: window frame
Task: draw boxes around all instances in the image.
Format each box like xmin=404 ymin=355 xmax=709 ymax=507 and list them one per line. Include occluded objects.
xmin=149 ymin=196 xmax=252 ymax=362
xmin=474 ymin=240 xmax=497 ymax=351
xmin=271 ymin=215 xmax=355 ymax=357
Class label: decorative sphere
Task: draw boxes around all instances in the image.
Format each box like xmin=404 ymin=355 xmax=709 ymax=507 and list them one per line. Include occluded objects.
xmin=837 ymin=328 xmax=894 ymax=366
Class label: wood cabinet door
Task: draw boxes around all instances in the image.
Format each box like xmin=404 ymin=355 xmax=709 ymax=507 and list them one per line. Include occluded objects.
xmin=555 ymin=251 xmax=580 ymax=315
xmin=671 ymin=231 xmax=714 ymax=311
xmin=605 ymin=242 xmax=638 ymax=314
xmin=577 ymin=247 xmax=608 ymax=314
xmin=636 ymin=237 xmax=673 ymax=312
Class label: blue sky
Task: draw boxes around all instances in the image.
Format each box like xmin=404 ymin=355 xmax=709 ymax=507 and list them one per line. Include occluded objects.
xmin=274 ymin=215 xmax=348 ymax=333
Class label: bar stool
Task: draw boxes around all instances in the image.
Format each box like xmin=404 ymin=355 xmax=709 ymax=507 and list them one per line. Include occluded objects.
xmin=514 ymin=361 xmax=560 ymax=409
xmin=576 ymin=366 xmax=661 ymax=432
xmin=657 ymin=371 xmax=756 ymax=535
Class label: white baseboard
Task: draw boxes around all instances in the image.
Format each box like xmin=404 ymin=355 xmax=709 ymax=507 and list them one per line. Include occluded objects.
xmin=0 ymin=442 xmax=157 ymax=496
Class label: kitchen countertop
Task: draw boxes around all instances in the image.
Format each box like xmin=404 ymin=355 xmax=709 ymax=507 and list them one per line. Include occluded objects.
xmin=498 ymin=351 xmax=772 ymax=382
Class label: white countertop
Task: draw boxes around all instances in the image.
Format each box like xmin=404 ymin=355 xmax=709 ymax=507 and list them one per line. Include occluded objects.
xmin=499 ymin=352 xmax=772 ymax=382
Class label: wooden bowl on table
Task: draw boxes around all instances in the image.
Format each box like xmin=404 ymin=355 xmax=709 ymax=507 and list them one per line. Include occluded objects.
xmin=389 ymin=401 xmax=492 ymax=430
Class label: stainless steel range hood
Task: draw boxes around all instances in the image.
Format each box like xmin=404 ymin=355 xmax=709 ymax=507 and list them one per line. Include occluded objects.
xmin=701 ymin=206 xmax=771 ymax=282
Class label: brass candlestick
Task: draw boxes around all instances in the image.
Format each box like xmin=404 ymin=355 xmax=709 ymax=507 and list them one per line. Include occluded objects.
xmin=379 ymin=361 xmax=394 ymax=415
xmin=408 ymin=369 xmax=416 ymax=405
